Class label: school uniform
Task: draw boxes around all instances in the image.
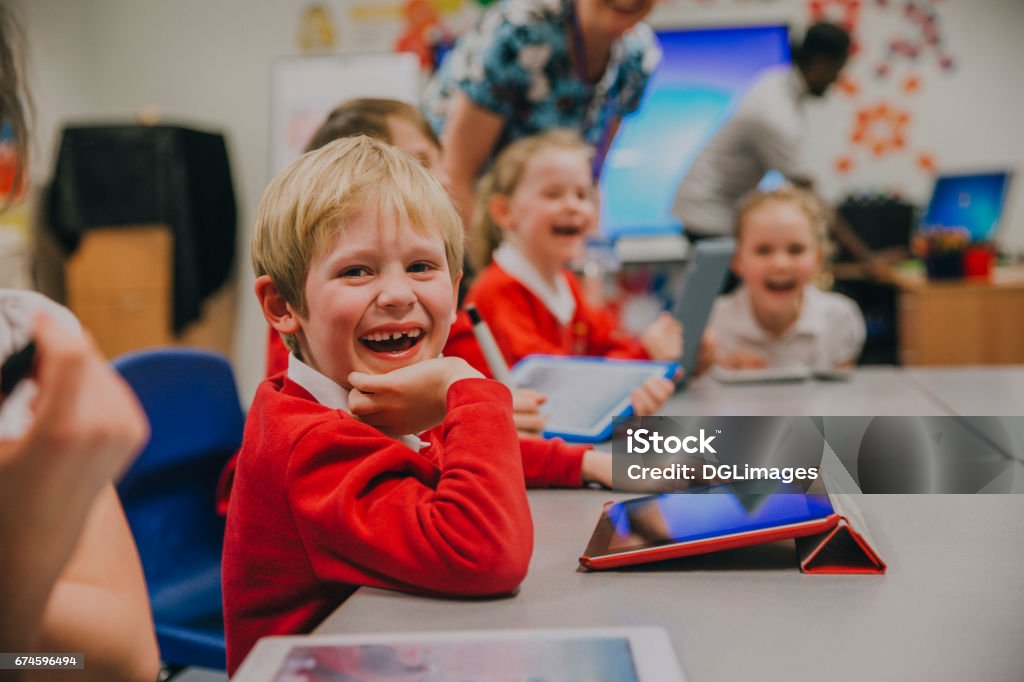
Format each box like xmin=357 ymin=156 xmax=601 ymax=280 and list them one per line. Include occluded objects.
xmin=222 ymin=354 xmax=588 ymax=673
xmin=707 ymin=285 xmax=866 ymax=368
xmin=239 ymin=314 xmax=499 ymax=519
xmin=465 ymin=243 xmax=648 ymax=367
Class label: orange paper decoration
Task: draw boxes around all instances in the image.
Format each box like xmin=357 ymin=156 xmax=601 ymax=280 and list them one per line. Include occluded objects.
xmin=850 ymin=102 xmax=911 ymax=158
xmin=917 ymin=152 xmax=938 ymax=173
xmin=902 ymin=74 xmax=922 ymax=93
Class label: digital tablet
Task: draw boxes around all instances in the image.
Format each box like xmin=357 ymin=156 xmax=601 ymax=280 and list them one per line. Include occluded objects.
xmin=710 ymin=365 xmax=812 ymax=384
xmin=580 ymin=485 xmax=838 ymax=570
xmin=509 ymin=355 xmax=678 ymax=443
xmin=671 ymin=238 xmax=736 ymax=386
xmin=812 ymin=367 xmax=854 ymax=382
xmin=234 ymin=627 xmax=687 ymax=682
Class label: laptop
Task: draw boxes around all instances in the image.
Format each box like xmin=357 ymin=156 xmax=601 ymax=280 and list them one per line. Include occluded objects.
xmin=920 ymin=170 xmax=1013 ymax=241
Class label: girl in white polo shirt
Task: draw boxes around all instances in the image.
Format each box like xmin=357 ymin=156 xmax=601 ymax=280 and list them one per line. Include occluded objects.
xmin=708 ymin=186 xmax=865 ymax=370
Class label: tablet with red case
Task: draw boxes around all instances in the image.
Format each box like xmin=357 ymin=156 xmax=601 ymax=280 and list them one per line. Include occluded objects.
xmin=580 ymin=485 xmax=839 ymax=570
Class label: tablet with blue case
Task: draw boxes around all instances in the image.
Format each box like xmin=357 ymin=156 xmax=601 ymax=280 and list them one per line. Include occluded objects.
xmin=509 ymin=355 xmax=678 ymax=443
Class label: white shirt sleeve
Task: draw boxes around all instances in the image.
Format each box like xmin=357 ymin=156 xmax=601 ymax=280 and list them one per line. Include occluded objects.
xmin=748 ymin=114 xmax=810 ymax=183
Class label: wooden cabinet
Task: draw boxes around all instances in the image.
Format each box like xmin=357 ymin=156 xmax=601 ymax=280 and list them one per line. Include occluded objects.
xmin=896 ymin=269 xmax=1024 ymax=365
xmin=65 ymin=225 xmax=234 ymax=359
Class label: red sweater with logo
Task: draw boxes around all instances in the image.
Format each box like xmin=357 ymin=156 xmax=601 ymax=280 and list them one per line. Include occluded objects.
xmin=465 ymin=262 xmax=648 ymax=367
xmin=222 ymin=375 xmax=586 ymax=673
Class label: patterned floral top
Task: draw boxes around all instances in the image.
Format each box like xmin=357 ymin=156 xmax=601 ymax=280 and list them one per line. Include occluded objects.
xmin=422 ymin=0 xmax=661 ymax=166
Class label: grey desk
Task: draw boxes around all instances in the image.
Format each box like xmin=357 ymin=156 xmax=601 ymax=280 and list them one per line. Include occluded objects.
xmin=316 ymin=369 xmax=1024 ymax=681
xmin=668 ymin=366 xmax=949 ymax=416
xmin=318 ymin=491 xmax=1024 ymax=681
xmin=906 ymin=366 xmax=1024 ymax=416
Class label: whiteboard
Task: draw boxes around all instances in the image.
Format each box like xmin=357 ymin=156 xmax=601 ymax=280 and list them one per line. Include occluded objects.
xmin=269 ymin=52 xmax=421 ymax=174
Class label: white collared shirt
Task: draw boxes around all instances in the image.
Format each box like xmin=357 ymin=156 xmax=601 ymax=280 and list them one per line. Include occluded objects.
xmin=287 ymin=353 xmax=429 ymax=452
xmin=706 ymin=285 xmax=866 ymax=369
xmin=494 ymin=242 xmax=577 ymax=324
xmin=673 ymin=66 xmax=812 ymax=237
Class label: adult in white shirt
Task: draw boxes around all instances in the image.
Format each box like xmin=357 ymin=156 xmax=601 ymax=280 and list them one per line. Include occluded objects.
xmin=672 ymin=22 xmax=851 ymax=240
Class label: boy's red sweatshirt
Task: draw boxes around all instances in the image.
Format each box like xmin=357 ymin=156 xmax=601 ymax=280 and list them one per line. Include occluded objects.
xmin=222 ymin=375 xmax=585 ymax=673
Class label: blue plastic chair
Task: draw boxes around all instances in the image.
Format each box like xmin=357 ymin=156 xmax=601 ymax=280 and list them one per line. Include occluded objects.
xmin=114 ymin=348 xmax=244 ymax=674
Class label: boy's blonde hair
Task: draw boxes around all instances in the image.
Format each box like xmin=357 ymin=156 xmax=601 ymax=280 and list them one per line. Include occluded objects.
xmin=252 ymin=135 xmax=463 ymax=353
xmin=734 ymin=184 xmax=829 ymax=243
xmin=469 ymin=129 xmax=595 ymax=271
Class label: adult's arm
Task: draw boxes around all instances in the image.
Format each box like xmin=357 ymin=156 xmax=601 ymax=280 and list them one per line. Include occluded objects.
xmin=440 ymin=93 xmax=506 ymax=228
xmin=749 ymin=116 xmax=814 ymax=187
xmin=28 ymin=486 xmax=159 ymax=682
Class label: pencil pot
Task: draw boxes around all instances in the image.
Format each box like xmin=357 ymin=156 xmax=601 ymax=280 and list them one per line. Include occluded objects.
xmin=924 ymin=251 xmax=964 ymax=280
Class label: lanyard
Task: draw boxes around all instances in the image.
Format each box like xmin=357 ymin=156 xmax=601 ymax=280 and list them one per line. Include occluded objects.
xmin=567 ymin=0 xmax=615 ymax=180
xmin=568 ymin=0 xmax=588 ymax=82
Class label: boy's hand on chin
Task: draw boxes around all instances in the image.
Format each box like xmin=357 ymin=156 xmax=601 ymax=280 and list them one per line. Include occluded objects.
xmin=348 ymin=358 xmax=483 ymax=437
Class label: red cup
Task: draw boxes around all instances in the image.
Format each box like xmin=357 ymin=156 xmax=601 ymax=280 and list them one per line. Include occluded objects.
xmin=963 ymin=245 xmax=994 ymax=280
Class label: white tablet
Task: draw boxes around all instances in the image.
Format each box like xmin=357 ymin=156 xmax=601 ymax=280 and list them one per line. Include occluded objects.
xmin=510 ymin=355 xmax=678 ymax=443
xmin=233 ymin=627 xmax=686 ymax=682
xmin=710 ymin=365 xmax=812 ymax=384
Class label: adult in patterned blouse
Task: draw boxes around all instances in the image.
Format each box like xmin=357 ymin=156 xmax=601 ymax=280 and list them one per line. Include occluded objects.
xmin=423 ymin=0 xmax=660 ymax=227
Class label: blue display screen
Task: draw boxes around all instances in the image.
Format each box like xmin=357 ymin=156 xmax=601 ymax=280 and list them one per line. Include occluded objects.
xmin=599 ymin=25 xmax=791 ymax=239
xmin=605 ymin=485 xmax=834 ymax=550
xmin=921 ymin=172 xmax=1012 ymax=242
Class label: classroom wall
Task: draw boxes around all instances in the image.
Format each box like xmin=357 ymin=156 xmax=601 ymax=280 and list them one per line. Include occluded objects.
xmin=12 ymin=0 xmax=300 ymax=403
xmin=649 ymin=0 xmax=1024 ymax=251
xmin=12 ymin=0 xmax=1024 ymax=402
